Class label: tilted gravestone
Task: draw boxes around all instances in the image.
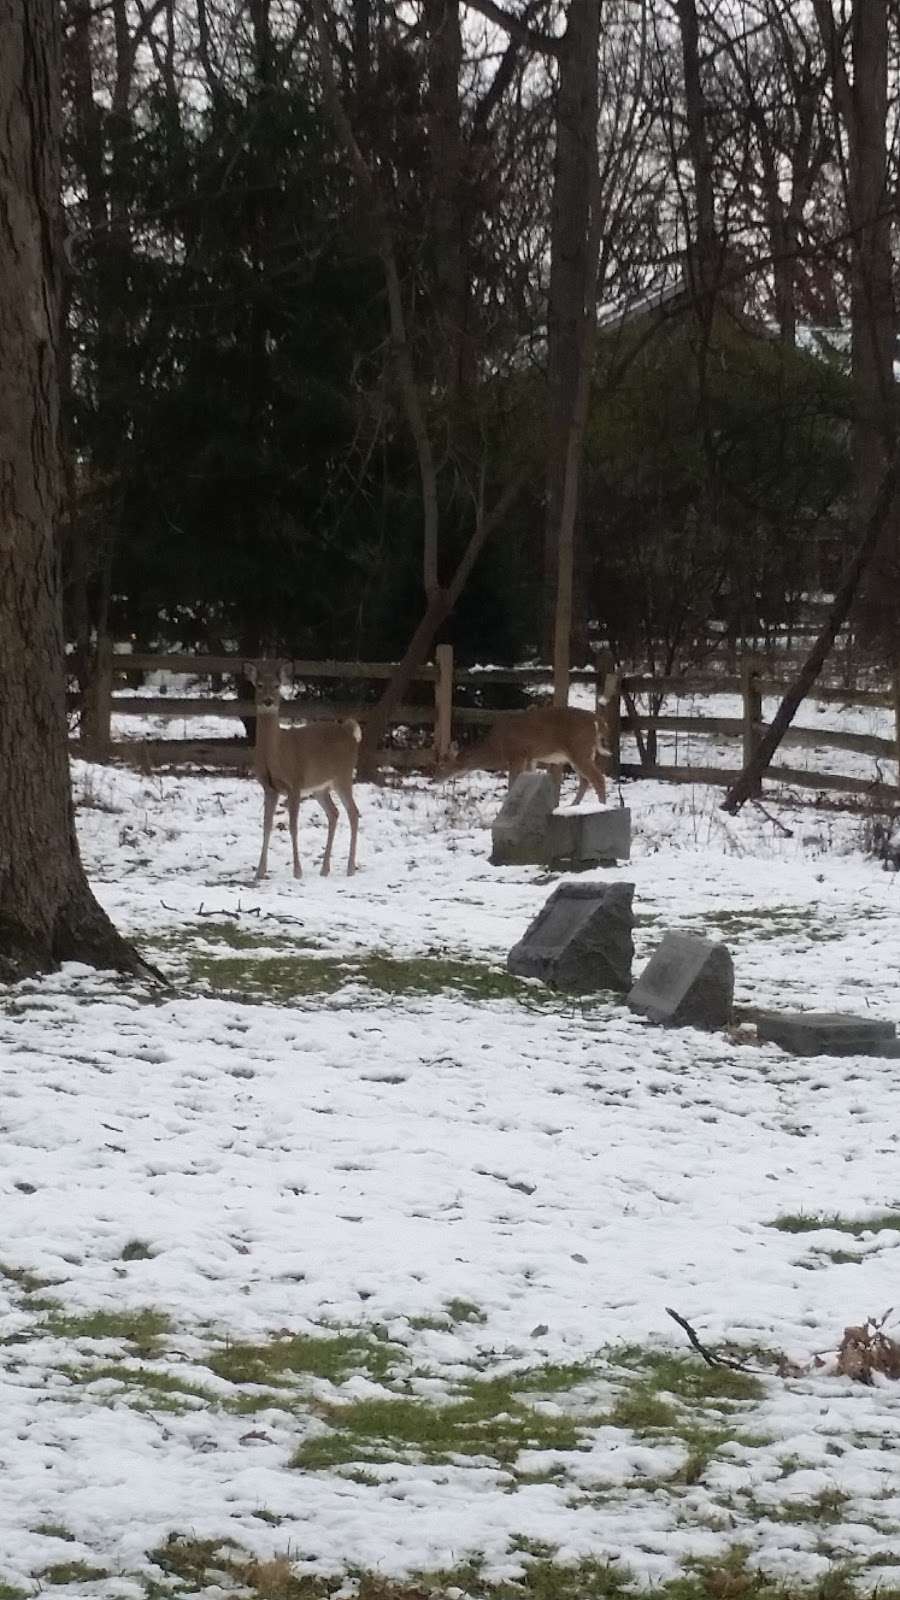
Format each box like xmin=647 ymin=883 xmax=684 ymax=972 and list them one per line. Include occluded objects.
xmin=507 ymin=881 xmax=635 ymax=993
xmin=490 ymin=773 xmax=557 ymax=866
xmin=628 ymin=932 xmax=733 ymax=1029
xmin=756 ymin=1010 xmax=899 ymax=1058
xmin=491 ymin=773 xmax=630 ymax=868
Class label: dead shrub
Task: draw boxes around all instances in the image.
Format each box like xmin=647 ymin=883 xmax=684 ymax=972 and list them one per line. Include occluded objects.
xmin=835 ymin=1315 xmax=900 ymax=1384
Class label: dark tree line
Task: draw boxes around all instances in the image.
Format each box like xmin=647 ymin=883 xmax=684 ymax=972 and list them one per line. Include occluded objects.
xmin=58 ymin=0 xmax=898 ymax=697
xmin=2 ymin=0 xmax=898 ymax=973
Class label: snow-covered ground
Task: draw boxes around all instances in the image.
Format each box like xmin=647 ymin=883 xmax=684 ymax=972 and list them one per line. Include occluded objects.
xmin=3 ymin=760 xmax=900 ymax=1597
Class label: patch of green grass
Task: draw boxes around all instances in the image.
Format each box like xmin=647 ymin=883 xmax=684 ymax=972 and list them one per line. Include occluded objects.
xmin=148 ymin=1538 xmax=332 ymax=1599
xmin=0 ymin=1261 xmax=51 ymax=1294
xmin=502 ymin=1360 xmax=597 ymax=1394
xmin=120 ymin=1239 xmax=155 ymax=1261
xmin=607 ymin=1390 xmax=680 ymax=1431
xmin=669 ymin=1426 xmax=732 ymax=1486
xmin=662 ymin=1549 xmax=864 ymax=1600
xmin=44 ymin=1305 xmax=171 ymax=1354
xmin=32 ymin=1523 xmax=75 ymax=1540
xmin=446 ymin=1298 xmax=487 ymax=1325
xmin=805 ymin=1248 xmax=865 ymax=1267
xmin=775 ymin=1489 xmax=851 ymax=1526
xmin=205 ymin=1329 xmax=399 ymax=1388
xmin=59 ymin=1360 xmax=217 ymax=1413
xmin=292 ymin=1377 xmax=588 ymax=1472
xmin=188 ymin=951 xmax=559 ymax=1007
xmin=40 ymin=1560 xmax=110 ymax=1585
xmin=700 ymin=906 xmax=841 ymax=943
xmin=610 ymin=1348 xmax=763 ymax=1406
xmin=148 ymin=1534 xmax=245 ymax=1589
xmin=0 ymin=1585 xmax=30 ymax=1600
xmin=141 ymin=1532 xmax=897 ymax=1600
xmin=153 ymin=921 xmax=321 ymax=954
xmin=770 ymin=1212 xmax=900 ymax=1238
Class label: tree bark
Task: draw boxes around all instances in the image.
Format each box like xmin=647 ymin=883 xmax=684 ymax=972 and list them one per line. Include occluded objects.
xmin=542 ymin=0 xmax=600 ymax=665
xmin=677 ymin=0 xmax=717 ymax=300
xmin=813 ymin=0 xmax=896 ymax=647
xmin=424 ymin=0 xmax=469 ymax=407
xmin=311 ymin=0 xmax=440 ymax=599
xmin=0 ymin=0 xmax=142 ymax=981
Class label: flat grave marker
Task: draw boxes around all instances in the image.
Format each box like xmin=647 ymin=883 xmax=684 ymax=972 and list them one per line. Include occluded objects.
xmin=756 ymin=1010 xmax=899 ymax=1057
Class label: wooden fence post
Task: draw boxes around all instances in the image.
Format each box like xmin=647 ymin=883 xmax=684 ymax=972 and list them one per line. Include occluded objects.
xmin=602 ymin=669 xmax=622 ymax=777
xmin=434 ymin=643 xmax=453 ymax=766
xmin=83 ymin=634 xmax=113 ymax=759
xmin=740 ymin=656 xmax=763 ymax=795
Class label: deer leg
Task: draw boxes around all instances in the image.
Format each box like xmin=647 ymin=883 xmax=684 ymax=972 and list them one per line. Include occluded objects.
xmin=315 ymin=792 xmax=339 ymax=876
xmin=255 ymin=785 xmax=278 ymax=880
xmin=335 ymin=783 xmax=359 ymax=875
xmin=287 ymin=790 xmax=302 ymax=879
xmin=573 ymin=757 xmax=606 ymax=806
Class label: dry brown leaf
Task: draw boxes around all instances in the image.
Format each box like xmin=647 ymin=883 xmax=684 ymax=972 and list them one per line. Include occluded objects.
xmin=836 ymin=1318 xmax=900 ymax=1384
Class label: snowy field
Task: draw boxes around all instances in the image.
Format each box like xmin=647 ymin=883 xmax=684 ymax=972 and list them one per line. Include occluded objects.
xmin=3 ymin=759 xmax=900 ymax=1597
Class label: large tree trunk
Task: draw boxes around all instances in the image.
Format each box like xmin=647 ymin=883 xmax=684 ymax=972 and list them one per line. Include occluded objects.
xmin=813 ymin=1 xmax=896 ymax=647
xmin=425 ymin=0 xmax=469 ymax=408
xmin=0 ymin=0 xmax=141 ymax=982
xmin=845 ymin=5 xmax=895 ymax=646
xmin=677 ymin=0 xmax=717 ymax=300
xmin=542 ymin=0 xmax=600 ymax=665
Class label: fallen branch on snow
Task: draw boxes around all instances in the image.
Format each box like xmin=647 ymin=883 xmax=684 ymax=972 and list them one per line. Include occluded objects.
xmin=665 ymin=1308 xmax=764 ymax=1374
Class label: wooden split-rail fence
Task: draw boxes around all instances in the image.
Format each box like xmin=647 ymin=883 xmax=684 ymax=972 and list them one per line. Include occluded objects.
xmin=69 ymin=642 xmax=900 ymax=801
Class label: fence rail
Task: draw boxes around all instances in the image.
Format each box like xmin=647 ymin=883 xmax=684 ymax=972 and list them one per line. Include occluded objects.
xmin=68 ymin=644 xmax=900 ymax=800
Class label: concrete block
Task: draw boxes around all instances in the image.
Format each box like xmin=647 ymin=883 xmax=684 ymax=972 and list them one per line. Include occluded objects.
xmin=507 ymin=881 xmax=635 ymax=993
xmin=628 ymin=931 xmax=733 ymax=1029
xmin=491 ymin=774 xmax=630 ymax=868
xmin=756 ymin=1010 xmax=898 ymax=1057
xmin=548 ymin=806 xmax=631 ymax=868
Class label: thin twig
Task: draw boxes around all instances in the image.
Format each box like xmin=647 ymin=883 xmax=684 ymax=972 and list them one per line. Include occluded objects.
xmin=751 ymin=799 xmax=795 ymax=838
xmin=665 ymin=1307 xmax=761 ymax=1373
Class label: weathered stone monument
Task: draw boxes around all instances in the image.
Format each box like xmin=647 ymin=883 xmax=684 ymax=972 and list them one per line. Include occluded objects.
xmin=490 ymin=773 xmax=630 ymax=868
xmin=507 ymin=881 xmax=635 ymax=993
xmin=756 ymin=1010 xmax=899 ymax=1057
xmin=490 ymin=773 xmax=556 ymax=866
xmin=628 ymin=932 xmax=733 ymax=1029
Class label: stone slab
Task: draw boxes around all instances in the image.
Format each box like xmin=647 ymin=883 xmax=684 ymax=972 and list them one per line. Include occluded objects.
xmin=491 ymin=774 xmax=630 ymax=868
xmin=490 ymin=772 xmax=557 ymax=865
xmin=756 ymin=1010 xmax=898 ymax=1057
xmin=628 ymin=931 xmax=734 ymax=1029
xmin=507 ymin=881 xmax=635 ymax=993
xmin=547 ymin=806 xmax=631 ymax=867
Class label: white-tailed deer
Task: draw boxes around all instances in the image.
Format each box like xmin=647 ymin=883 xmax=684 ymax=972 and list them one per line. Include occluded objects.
xmin=435 ymin=704 xmax=608 ymax=805
xmin=253 ymin=678 xmax=361 ymax=880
